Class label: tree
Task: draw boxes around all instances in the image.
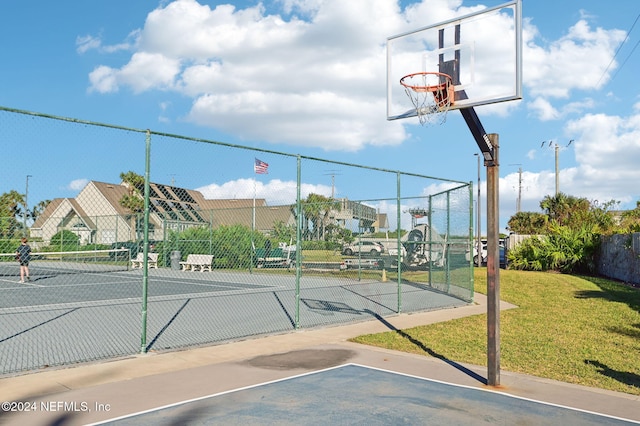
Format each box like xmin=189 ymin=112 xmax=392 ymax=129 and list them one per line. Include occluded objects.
xmin=539 ymin=193 xmax=590 ymax=228
xmin=272 ymin=220 xmax=296 ymax=242
xmin=119 ymin=171 xmax=145 ymax=241
xmin=0 ymin=190 xmax=25 ymax=238
xmin=619 ymin=200 xmax=640 ymax=232
xmin=30 ymin=199 xmax=51 ymax=223
xmin=506 ymin=211 xmax=547 ymax=234
xmin=300 ymin=193 xmax=341 ymax=241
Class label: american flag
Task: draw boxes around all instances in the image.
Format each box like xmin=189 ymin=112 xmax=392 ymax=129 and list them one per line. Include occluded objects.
xmin=254 ymin=158 xmax=269 ymax=174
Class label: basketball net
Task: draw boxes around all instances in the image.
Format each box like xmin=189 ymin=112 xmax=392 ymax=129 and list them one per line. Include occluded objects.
xmin=400 ymin=72 xmax=454 ymax=126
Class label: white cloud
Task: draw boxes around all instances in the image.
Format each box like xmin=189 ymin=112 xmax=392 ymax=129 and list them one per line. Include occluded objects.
xmin=76 ymin=35 xmax=101 ymax=54
xmin=88 ymin=53 xmax=181 ymax=94
xmin=524 ymin=20 xmax=626 ymax=99
xmin=88 ymin=66 xmax=119 ymax=93
xmin=197 ymin=178 xmax=331 ymax=205
xmin=86 ymin=1 xmax=628 ymax=151
xmin=497 ymin=110 xmax=640 ymax=220
xmin=82 ymin=0 xmax=640 ymax=214
xmin=68 ymin=179 xmax=89 ymax=191
xmin=84 ymin=0 xmax=430 ymax=150
xmin=528 ymin=97 xmax=560 ymax=121
xmin=527 ymin=96 xmax=596 ymax=121
xmin=76 ymin=31 xmax=139 ymax=55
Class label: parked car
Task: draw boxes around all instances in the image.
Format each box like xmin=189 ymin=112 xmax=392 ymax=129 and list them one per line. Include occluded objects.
xmin=465 ymin=241 xmax=507 ymax=268
xmin=465 ymin=242 xmax=488 ymax=265
xmin=500 ymin=245 xmax=507 ymax=269
xmin=342 ymin=241 xmax=385 ymax=256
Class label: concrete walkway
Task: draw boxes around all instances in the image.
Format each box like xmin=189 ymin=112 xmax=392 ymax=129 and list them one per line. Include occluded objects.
xmin=0 ymin=294 xmax=638 ymax=425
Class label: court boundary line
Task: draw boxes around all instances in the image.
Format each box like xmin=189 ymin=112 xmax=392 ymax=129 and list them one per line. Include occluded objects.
xmin=85 ymin=363 xmax=640 ymax=425
xmin=0 ymin=273 xmax=463 ymax=314
xmin=85 ymin=364 xmax=348 ymax=425
xmin=355 ymin=364 xmax=640 ymax=424
xmin=0 ymin=282 xmax=285 ymax=314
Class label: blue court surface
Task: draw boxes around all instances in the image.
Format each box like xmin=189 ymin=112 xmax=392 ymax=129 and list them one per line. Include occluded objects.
xmin=93 ymin=364 xmax=638 ymax=425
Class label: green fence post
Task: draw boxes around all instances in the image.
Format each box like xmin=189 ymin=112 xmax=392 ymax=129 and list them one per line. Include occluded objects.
xmin=396 ymin=172 xmax=402 ymax=313
xmin=295 ymin=155 xmax=302 ymax=328
xmin=428 ymin=195 xmax=433 ymax=288
xmin=469 ymin=182 xmax=475 ymax=299
xmin=446 ymin=190 xmax=451 ymax=291
xmin=140 ymin=130 xmax=151 ymax=354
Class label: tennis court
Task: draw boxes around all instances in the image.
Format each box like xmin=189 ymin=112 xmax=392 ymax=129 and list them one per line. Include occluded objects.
xmin=0 ymin=251 xmax=469 ymax=374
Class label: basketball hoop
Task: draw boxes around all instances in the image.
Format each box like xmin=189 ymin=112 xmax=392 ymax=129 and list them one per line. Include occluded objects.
xmin=400 ymin=72 xmax=454 ymax=126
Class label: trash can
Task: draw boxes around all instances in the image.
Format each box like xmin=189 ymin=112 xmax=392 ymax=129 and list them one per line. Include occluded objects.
xmin=170 ymin=250 xmax=181 ymax=270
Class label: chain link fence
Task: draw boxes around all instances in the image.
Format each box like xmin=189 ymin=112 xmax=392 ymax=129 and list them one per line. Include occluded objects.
xmin=0 ymin=106 xmax=472 ymax=375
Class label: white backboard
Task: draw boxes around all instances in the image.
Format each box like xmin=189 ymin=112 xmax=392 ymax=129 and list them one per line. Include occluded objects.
xmin=387 ymin=0 xmax=522 ymax=120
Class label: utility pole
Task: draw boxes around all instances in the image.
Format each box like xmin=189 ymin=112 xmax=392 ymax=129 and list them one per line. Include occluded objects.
xmin=323 ymin=170 xmax=341 ymax=199
xmin=554 ymin=144 xmax=559 ymax=196
xmin=542 ymin=140 xmax=574 ymax=196
xmin=509 ymin=164 xmax=522 ymax=212
xmin=518 ymin=166 xmax=522 ymax=212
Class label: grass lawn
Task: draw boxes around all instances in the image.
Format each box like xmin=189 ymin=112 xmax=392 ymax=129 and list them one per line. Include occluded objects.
xmin=350 ymin=268 xmax=640 ymax=395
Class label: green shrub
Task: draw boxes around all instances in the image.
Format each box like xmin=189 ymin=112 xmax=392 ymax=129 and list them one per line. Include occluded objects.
xmin=46 ymin=230 xmax=81 ymax=251
xmin=0 ymin=238 xmax=21 ymax=253
xmin=167 ymin=224 xmax=264 ymax=269
xmin=301 ymin=240 xmax=341 ymax=251
xmin=508 ymin=223 xmax=599 ymax=273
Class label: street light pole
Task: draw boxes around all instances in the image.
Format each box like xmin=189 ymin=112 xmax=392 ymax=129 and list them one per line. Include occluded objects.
xmin=24 ymin=175 xmax=32 ymax=236
xmin=474 ymin=153 xmax=481 ymax=267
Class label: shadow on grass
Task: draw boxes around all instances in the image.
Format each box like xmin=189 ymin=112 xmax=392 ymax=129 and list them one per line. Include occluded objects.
xmin=584 ymin=360 xmax=640 ymax=390
xmin=574 ymin=275 xmax=640 ymax=314
xmin=364 ymin=309 xmax=487 ymax=385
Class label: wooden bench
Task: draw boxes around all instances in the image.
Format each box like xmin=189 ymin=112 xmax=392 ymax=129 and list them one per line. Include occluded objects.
xmin=130 ymin=252 xmax=158 ymax=269
xmin=180 ymin=254 xmax=214 ymax=272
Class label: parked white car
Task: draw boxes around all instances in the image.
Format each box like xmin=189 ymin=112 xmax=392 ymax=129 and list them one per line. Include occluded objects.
xmin=342 ymin=241 xmax=385 ymax=256
xmin=465 ymin=241 xmax=488 ymax=264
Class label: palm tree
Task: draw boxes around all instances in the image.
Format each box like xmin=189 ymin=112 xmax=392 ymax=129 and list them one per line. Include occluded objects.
xmin=294 ymin=193 xmax=342 ymax=241
xmin=540 ymin=193 xmax=589 ymax=227
xmin=30 ymin=199 xmax=51 ymax=223
xmin=119 ymin=171 xmax=145 ymax=241
xmin=506 ymin=211 xmax=547 ymax=234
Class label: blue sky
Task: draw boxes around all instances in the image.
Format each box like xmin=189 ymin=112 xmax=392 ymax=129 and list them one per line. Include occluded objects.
xmin=1 ymin=0 xmax=639 ymax=233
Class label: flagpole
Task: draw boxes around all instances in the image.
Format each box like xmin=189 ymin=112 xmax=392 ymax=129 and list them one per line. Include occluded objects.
xmin=251 ymin=171 xmax=256 ymax=274
xmin=251 ymin=158 xmax=268 ymax=273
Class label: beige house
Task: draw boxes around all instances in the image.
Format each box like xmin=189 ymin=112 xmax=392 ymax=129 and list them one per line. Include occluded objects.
xmin=31 ymin=181 xmax=295 ymax=245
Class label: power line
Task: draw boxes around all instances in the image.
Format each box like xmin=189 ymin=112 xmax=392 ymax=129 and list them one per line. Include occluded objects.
xmin=609 ymin=37 xmax=640 ymax=84
xmin=597 ymin=12 xmax=640 ymax=87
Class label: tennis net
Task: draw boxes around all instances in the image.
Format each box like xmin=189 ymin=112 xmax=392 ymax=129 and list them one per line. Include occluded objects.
xmin=0 ymin=248 xmax=131 ymax=278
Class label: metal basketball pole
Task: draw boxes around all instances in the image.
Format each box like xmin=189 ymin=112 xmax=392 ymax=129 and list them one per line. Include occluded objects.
xmin=460 ymin=108 xmax=500 ymax=387
xmin=485 ymin=134 xmax=500 ymax=386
